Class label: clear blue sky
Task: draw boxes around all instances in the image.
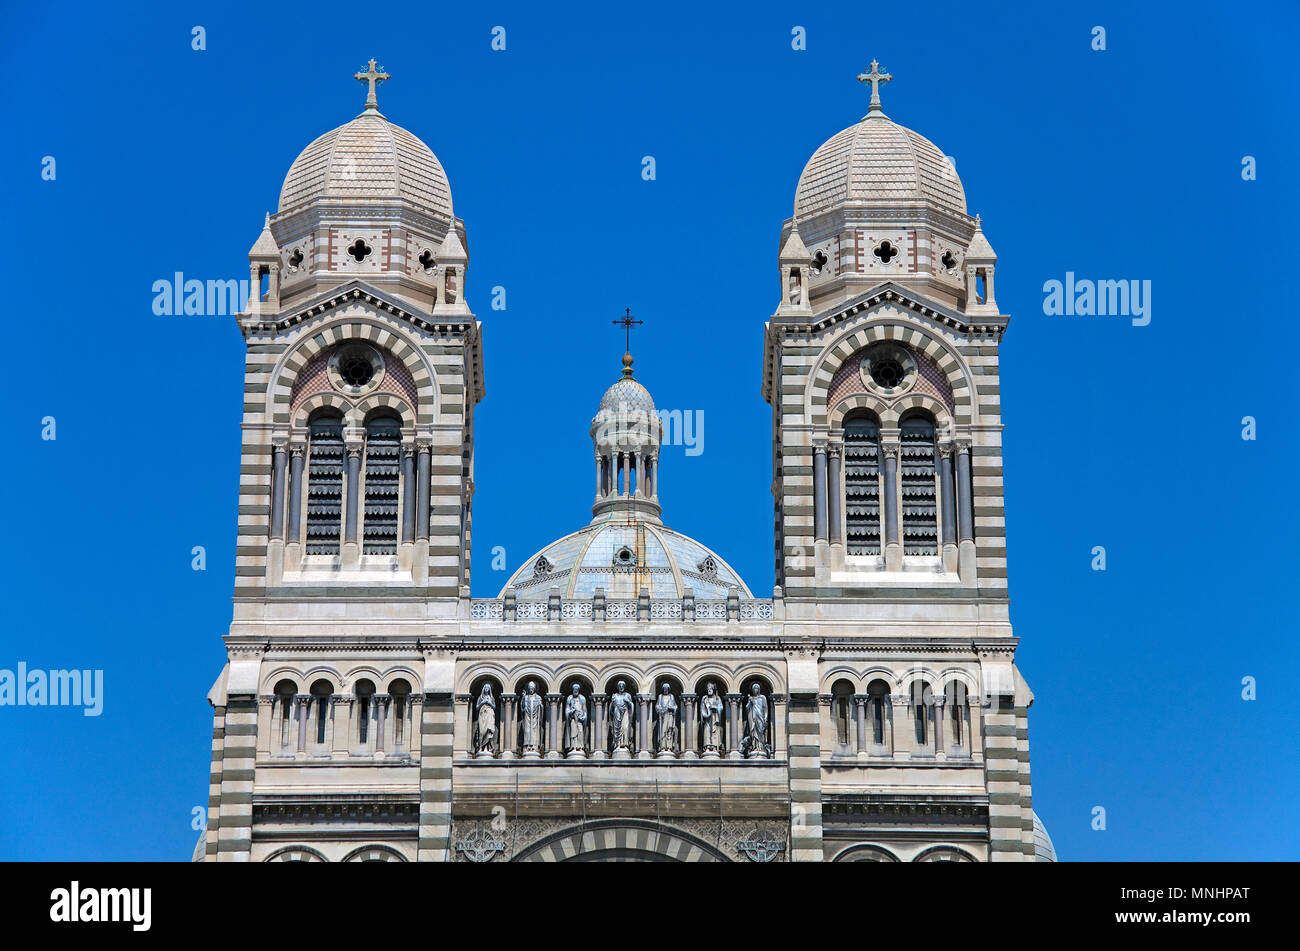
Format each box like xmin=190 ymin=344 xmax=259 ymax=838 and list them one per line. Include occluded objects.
xmin=2 ymin=0 xmax=1296 ymax=861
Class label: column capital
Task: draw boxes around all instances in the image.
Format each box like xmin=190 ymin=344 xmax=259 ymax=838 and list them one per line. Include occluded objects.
xmin=725 ymin=693 xmax=743 ymax=703
xmin=590 ymin=693 xmax=608 ymax=703
xmin=827 ymin=441 xmax=842 ymax=459
xmin=880 ymin=440 xmax=900 ymax=458
xmin=544 ymin=693 xmax=563 ymax=702
xmin=888 ymin=693 xmax=910 ymax=708
xmin=680 ymin=693 xmax=698 ymax=703
xmin=955 ymin=437 xmax=973 ymax=453
xmin=813 ymin=439 xmax=828 ymax=454
xmin=938 ymin=437 xmax=955 ymax=454
xmin=289 ymin=441 xmax=307 ymax=457
xmin=852 ymin=694 xmax=870 ymax=706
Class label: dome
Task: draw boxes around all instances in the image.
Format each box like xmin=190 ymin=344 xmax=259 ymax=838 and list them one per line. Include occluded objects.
xmin=1033 ymin=811 xmax=1058 ymax=862
xmin=500 ymin=515 xmax=753 ymax=600
xmin=278 ymin=111 xmax=453 ymax=217
xmin=598 ymin=376 xmax=656 ymax=417
xmin=794 ymin=112 xmax=965 ymax=220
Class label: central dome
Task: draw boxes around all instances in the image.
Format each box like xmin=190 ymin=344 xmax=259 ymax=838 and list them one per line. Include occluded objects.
xmin=500 ymin=516 xmax=753 ymax=600
xmin=794 ymin=112 xmax=966 ymax=220
xmin=278 ymin=111 xmax=453 ymax=217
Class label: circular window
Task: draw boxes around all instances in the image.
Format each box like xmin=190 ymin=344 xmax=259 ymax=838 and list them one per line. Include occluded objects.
xmin=614 ymin=546 xmax=635 ymax=566
xmin=859 ymin=343 xmax=917 ymax=398
xmin=327 ymin=343 xmax=385 ymax=396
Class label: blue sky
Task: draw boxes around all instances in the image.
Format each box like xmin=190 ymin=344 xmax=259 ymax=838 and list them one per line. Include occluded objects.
xmin=2 ymin=0 xmax=1296 ymax=861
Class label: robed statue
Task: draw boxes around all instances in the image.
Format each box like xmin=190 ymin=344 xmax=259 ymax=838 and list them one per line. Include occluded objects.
xmin=741 ymin=682 xmax=769 ymax=757
xmin=654 ymin=683 xmax=677 ymax=753
xmin=700 ymin=682 xmax=724 ymax=753
xmin=608 ymin=680 xmax=635 ymax=753
xmin=564 ymin=684 xmax=587 ymax=753
xmin=474 ymin=683 xmax=497 ymax=754
xmin=520 ymin=680 xmax=543 ymax=754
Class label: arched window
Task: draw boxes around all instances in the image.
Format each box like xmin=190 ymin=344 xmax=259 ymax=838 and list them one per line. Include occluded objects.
xmin=274 ymin=679 xmax=297 ymax=750
xmin=305 ymin=413 xmax=344 ymax=554
xmin=945 ymin=681 xmax=968 ymax=751
xmin=355 ymin=679 xmax=376 ymax=747
xmin=310 ymin=679 xmax=333 ymax=747
xmin=843 ymin=414 xmax=881 ymax=555
xmin=866 ymin=679 xmax=890 ymax=747
xmin=900 ymin=415 xmax=938 ymax=555
xmin=831 ymin=679 xmax=854 ymax=748
xmin=362 ymin=415 xmax=402 ymax=554
xmin=389 ymin=679 xmax=412 ymax=749
xmin=911 ymin=681 xmax=931 ymax=747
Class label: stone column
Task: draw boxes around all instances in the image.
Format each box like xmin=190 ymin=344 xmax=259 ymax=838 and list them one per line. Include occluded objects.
xmin=401 ymin=444 xmax=416 ymax=544
xmin=938 ymin=439 xmax=958 ymax=572
xmin=888 ymin=694 xmax=909 ymax=759
xmin=680 ymin=694 xmax=697 ymax=758
xmin=827 ymin=442 xmax=842 ymax=546
xmin=620 ymin=452 xmax=629 ymax=496
xmin=295 ymin=695 xmax=310 ymax=753
xmin=853 ymin=694 xmax=868 ymax=757
xmin=416 ymin=441 xmax=432 ymax=540
xmin=813 ymin=441 xmax=828 ymax=543
xmin=590 ymin=694 xmax=607 ymax=759
xmin=649 ymin=453 xmax=658 ymax=500
xmin=931 ymin=695 xmax=945 ymax=758
xmin=772 ymin=694 xmax=788 ymax=759
xmin=545 ymin=694 xmax=562 ymax=759
xmin=956 ymin=438 xmax=976 ymax=581
xmin=343 ymin=439 xmax=362 ymax=567
xmin=636 ymin=694 xmax=652 ymax=759
xmin=500 ymin=694 xmax=517 ymax=758
xmin=374 ymin=694 xmax=389 ymax=754
xmin=287 ymin=444 xmax=305 ymax=548
xmin=270 ymin=443 xmax=287 ymax=541
xmin=725 ymin=693 xmax=743 ymax=759
xmin=882 ymin=439 xmax=902 ymax=570
xmin=594 ymin=455 xmax=603 ymax=500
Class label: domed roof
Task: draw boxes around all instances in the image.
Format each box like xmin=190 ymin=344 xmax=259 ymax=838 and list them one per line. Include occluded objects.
xmin=794 ymin=112 xmax=965 ymax=220
xmin=278 ymin=111 xmax=453 ymax=217
xmin=500 ymin=515 xmax=753 ymax=600
xmin=598 ymin=375 xmax=656 ymax=417
xmin=1033 ymin=811 xmax=1058 ymax=862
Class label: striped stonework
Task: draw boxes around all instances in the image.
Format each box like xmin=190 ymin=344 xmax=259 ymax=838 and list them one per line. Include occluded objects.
xmin=1017 ymin=703 xmax=1036 ymax=859
xmin=983 ymin=694 xmax=1025 ymax=861
xmin=215 ymin=697 xmax=257 ymax=862
xmin=205 ymin=704 xmax=224 ymax=860
xmin=787 ymin=694 xmax=823 ymax=861
xmin=418 ymin=692 xmax=455 ymax=862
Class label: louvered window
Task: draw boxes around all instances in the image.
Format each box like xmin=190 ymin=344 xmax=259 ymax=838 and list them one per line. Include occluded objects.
xmin=362 ymin=416 xmax=401 ymax=554
xmin=305 ymin=415 xmax=344 ymax=554
xmin=900 ymin=416 xmax=938 ymax=555
xmin=843 ymin=416 xmax=881 ymax=555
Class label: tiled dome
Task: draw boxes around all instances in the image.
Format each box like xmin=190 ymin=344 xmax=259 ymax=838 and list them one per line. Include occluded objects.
xmin=278 ymin=111 xmax=452 ymax=217
xmin=500 ymin=516 xmax=753 ymax=600
xmin=598 ymin=376 xmax=656 ymax=417
xmin=794 ymin=113 xmax=965 ymax=219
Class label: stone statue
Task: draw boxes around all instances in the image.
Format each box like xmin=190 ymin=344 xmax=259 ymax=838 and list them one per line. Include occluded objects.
xmin=564 ymin=684 xmax=587 ymax=754
xmin=608 ymin=680 xmax=635 ymax=754
xmin=742 ymin=683 xmax=769 ymax=757
xmin=700 ymin=682 xmax=724 ymax=755
xmin=654 ymin=683 xmax=677 ymax=754
xmin=519 ymin=681 xmax=543 ymax=756
xmin=474 ymin=683 xmax=497 ymax=755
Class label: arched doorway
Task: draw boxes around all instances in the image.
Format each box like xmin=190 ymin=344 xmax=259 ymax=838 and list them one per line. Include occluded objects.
xmin=512 ymin=819 xmax=731 ymax=862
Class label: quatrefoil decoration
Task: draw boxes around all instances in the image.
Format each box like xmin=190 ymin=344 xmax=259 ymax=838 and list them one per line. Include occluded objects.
xmin=347 ymin=238 xmax=373 ymax=262
xmin=872 ymin=240 xmax=900 ymax=265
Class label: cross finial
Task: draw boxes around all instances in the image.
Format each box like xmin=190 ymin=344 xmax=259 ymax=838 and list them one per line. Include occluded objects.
xmin=354 ymin=58 xmax=390 ymax=112
xmin=857 ymin=59 xmax=892 ymax=116
xmin=612 ymin=307 xmax=643 ymax=377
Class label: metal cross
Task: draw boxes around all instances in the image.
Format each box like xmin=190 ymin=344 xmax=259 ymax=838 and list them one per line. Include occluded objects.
xmin=355 ymin=58 xmax=390 ymax=111
xmin=612 ymin=307 xmax=642 ymax=353
xmin=857 ymin=59 xmax=892 ymax=114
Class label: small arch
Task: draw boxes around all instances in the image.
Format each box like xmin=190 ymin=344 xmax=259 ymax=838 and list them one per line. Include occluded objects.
xmin=341 ymin=844 xmax=408 ymax=863
xmin=354 ymin=678 xmax=377 ymax=747
xmin=309 ymin=678 xmax=333 ymax=747
xmin=273 ymin=678 xmax=297 ymax=752
xmin=264 ymin=846 xmax=328 ymax=862
xmin=832 ymin=844 xmax=900 ymax=862
xmin=866 ymin=678 xmax=891 ymax=747
xmin=388 ymin=677 xmax=414 ymax=749
xmin=914 ymin=845 xmax=978 ymax=862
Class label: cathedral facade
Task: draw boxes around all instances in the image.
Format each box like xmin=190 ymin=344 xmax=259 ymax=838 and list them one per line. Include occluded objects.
xmin=200 ymin=61 xmax=1053 ymax=863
